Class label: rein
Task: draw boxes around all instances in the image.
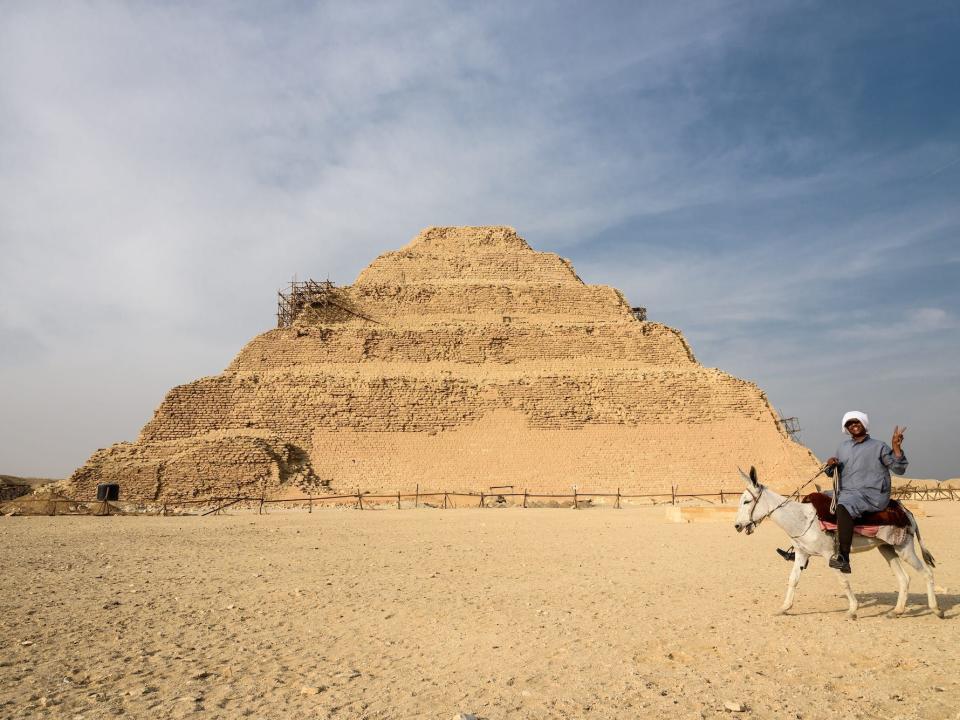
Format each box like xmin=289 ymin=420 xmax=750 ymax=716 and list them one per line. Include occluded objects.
xmin=746 ymin=464 xmax=829 ymax=535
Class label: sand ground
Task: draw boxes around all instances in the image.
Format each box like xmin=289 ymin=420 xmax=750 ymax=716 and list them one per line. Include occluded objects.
xmin=2 ymin=503 xmax=959 ymax=720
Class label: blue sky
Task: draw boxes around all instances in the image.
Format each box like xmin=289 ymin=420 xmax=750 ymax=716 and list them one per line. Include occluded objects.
xmin=1 ymin=1 xmax=958 ymax=479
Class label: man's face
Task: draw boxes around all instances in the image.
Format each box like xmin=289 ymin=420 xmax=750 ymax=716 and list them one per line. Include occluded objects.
xmin=845 ymin=419 xmax=866 ymax=437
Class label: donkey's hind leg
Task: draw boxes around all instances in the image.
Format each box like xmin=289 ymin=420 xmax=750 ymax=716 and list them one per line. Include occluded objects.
xmin=777 ymin=551 xmax=808 ymax=615
xmin=897 ymin=540 xmax=944 ymax=618
xmin=878 ymin=544 xmax=909 ymax=616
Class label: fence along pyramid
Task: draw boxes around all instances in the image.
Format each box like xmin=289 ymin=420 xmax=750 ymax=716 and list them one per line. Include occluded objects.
xmin=68 ymin=226 xmax=819 ymax=502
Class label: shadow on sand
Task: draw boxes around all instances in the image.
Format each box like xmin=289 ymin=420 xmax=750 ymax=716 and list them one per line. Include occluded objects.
xmin=783 ymin=592 xmax=959 ymax=619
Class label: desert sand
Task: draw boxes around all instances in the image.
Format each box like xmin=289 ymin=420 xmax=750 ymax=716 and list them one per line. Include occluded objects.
xmin=2 ymin=504 xmax=958 ymax=719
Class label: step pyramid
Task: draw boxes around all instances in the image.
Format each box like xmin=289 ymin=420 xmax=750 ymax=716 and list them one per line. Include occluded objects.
xmin=67 ymin=226 xmax=818 ymax=501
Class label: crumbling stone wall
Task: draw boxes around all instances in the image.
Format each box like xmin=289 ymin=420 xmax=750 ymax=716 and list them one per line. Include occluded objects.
xmin=69 ymin=432 xmax=326 ymax=502
xmin=67 ymin=225 xmax=818 ymax=501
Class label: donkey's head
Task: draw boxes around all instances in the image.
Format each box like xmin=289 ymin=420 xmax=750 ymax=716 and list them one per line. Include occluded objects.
xmin=734 ymin=466 xmax=764 ymax=535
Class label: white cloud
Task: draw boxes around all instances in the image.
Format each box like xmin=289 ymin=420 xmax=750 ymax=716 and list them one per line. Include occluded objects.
xmin=828 ymin=307 xmax=955 ymax=343
xmin=912 ymin=307 xmax=951 ymax=329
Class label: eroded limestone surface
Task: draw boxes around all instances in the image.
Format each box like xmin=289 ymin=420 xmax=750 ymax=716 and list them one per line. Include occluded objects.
xmin=68 ymin=226 xmax=817 ymax=501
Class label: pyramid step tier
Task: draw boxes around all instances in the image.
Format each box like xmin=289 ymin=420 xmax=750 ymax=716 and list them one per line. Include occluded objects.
xmin=230 ymin=322 xmax=694 ymax=370
xmin=308 ymin=282 xmax=630 ymax=323
xmin=140 ymin=367 xmax=780 ymax=444
xmin=357 ymin=250 xmax=581 ymax=285
xmin=72 ymin=414 xmax=815 ymax=501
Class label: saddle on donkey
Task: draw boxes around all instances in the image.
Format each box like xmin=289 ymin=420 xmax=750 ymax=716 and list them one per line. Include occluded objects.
xmin=802 ymin=492 xmax=911 ymax=544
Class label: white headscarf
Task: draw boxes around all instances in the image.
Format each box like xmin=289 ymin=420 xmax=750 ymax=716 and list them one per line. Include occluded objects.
xmin=841 ymin=410 xmax=869 ymax=434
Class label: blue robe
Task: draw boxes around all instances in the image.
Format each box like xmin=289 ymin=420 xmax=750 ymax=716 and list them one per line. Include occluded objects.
xmin=825 ymin=435 xmax=908 ymax=517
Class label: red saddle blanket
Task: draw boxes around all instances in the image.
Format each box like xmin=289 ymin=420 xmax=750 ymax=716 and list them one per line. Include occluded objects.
xmin=801 ymin=492 xmax=910 ymax=527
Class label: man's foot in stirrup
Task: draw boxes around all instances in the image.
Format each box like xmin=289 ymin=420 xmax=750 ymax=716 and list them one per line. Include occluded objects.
xmin=829 ymin=553 xmax=851 ymax=573
xmin=777 ymin=547 xmax=796 ymax=562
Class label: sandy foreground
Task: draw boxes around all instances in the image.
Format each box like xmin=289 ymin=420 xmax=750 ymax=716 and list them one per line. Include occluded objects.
xmin=2 ymin=503 xmax=959 ymax=720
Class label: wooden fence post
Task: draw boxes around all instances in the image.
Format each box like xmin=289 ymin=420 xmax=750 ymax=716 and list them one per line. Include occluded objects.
xmin=308 ymin=495 xmax=313 ymax=514
xmin=671 ymin=485 xmax=676 ymax=506
xmin=415 ymin=484 xmax=419 ymax=509
xmin=259 ymin=497 xmax=265 ymax=515
xmin=397 ymin=490 xmax=401 ymax=510
xmin=615 ymin=488 xmax=621 ymax=509
xmin=357 ymin=489 xmax=364 ymax=510
xmin=443 ymin=492 xmax=448 ymax=509
xmin=573 ymin=489 xmax=578 ymax=510
xmin=480 ymin=492 xmax=485 ymax=508
xmin=523 ymin=489 xmax=528 ymax=508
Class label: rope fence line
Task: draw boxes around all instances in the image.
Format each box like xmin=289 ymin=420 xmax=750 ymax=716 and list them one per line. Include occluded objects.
xmin=4 ymin=484 xmax=958 ymax=517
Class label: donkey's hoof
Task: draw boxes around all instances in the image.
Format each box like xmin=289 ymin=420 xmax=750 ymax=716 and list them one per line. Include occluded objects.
xmin=847 ymin=611 xmax=858 ymax=620
xmin=774 ymin=608 xmax=789 ymax=616
xmin=934 ymin=609 xmax=945 ymax=619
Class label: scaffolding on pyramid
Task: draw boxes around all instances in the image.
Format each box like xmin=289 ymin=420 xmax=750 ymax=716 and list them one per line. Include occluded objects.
xmin=276 ymin=279 xmax=378 ymax=328
xmin=777 ymin=410 xmax=801 ymax=442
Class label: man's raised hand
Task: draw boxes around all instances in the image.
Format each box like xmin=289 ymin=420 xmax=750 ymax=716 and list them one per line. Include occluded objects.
xmin=892 ymin=425 xmax=906 ymax=455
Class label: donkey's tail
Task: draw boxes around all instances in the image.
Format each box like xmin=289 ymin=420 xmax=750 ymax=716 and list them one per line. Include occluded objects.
xmin=902 ymin=503 xmax=936 ymax=568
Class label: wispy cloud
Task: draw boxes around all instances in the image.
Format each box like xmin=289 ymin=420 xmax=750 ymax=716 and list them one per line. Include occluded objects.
xmin=830 ymin=307 xmax=955 ymax=342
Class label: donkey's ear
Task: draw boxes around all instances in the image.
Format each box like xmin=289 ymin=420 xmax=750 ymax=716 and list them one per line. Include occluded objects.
xmin=738 ymin=466 xmax=752 ymax=485
xmin=749 ymin=466 xmax=759 ymax=487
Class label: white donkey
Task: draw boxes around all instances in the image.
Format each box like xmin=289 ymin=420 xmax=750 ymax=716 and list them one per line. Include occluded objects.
xmin=733 ymin=466 xmax=943 ymax=619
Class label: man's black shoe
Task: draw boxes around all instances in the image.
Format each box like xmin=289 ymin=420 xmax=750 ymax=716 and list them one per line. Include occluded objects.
xmin=777 ymin=547 xmax=809 ymax=569
xmin=829 ymin=554 xmax=852 ymax=574
xmin=777 ymin=548 xmax=796 ymax=562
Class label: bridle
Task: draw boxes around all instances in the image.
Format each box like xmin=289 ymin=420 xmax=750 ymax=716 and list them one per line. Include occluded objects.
xmin=742 ymin=484 xmax=765 ymax=529
xmin=740 ymin=464 xmax=828 ymax=537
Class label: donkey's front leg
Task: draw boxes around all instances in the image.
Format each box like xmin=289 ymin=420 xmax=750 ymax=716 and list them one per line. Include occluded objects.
xmin=777 ymin=551 xmax=808 ymax=615
xmin=834 ymin=570 xmax=858 ymax=619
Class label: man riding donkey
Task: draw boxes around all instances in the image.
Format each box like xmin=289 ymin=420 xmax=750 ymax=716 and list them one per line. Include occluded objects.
xmin=740 ymin=411 xmax=939 ymax=619
xmin=780 ymin=410 xmax=907 ymax=572
xmin=824 ymin=411 xmax=908 ymax=572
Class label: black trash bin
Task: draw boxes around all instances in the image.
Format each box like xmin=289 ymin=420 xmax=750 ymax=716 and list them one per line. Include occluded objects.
xmin=96 ymin=483 xmax=120 ymax=502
